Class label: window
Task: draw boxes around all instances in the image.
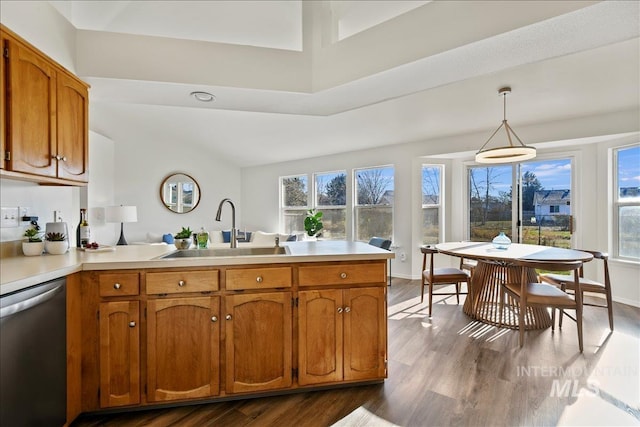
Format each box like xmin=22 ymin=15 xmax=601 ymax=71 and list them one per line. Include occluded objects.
xmin=614 ymin=145 xmax=640 ymax=261
xmin=315 ymin=171 xmax=346 ymax=239
xmin=281 ymin=175 xmax=308 ymax=234
xmin=549 ymin=205 xmax=560 ymax=214
xmin=354 ymin=166 xmax=394 ymax=242
xmin=422 ymin=165 xmax=442 ymax=244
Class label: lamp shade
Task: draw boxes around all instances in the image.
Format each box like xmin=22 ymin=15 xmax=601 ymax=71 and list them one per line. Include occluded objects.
xmin=105 ymin=206 xmax=137 ymax=223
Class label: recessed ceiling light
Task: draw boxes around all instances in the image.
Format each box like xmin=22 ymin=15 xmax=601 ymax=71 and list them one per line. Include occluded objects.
xmin=190 ymin=91 xmax=216 ymax=102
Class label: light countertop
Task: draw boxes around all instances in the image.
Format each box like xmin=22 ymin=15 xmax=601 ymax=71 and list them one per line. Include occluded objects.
xmin=1 ymin=241 xmax=394 ymax=296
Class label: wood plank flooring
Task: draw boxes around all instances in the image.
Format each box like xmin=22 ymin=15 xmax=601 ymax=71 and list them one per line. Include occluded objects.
xmin=71 ymin=279 xmax=640 ymax=427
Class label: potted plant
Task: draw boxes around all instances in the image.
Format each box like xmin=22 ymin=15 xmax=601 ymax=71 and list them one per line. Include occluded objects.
xmin=304 ymin=209 xmax=323 ymax=240
xmin=45 ymin=232 xmax=69 ymax=255
xmin=22 ymin=227 xmax=44 ymax=256
xmin=174 ymin=226 xmax=193 ymax=249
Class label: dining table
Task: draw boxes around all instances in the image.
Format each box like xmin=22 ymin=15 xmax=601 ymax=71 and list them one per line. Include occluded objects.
xmin=435 ymin=242 xmax=594 ymax=330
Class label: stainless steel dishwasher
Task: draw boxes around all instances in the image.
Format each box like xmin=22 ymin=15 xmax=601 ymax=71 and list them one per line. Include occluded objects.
xmin=1 ymin=278 xmax=66 ymax=426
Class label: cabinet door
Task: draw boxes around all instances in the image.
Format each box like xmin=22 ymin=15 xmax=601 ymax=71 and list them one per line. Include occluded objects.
xmin=225 ymin=292 xmax=292 ymax=393
xmin=56 ymin=71 xmax=88 ymax=182
xmin=99 ymin=301 xmax=140 ymax=408
xmin=298 ymin=289 xmax=343 ymax=385
xmin=6 ymin=39 xmax=56 ymax=177
xmin=147 ymin=297 xmax=220 ymax=402
xmin=343 ymin=287 xmax=387 ymax=381
xmin=1 ymin=34 xmax=6 ymax=169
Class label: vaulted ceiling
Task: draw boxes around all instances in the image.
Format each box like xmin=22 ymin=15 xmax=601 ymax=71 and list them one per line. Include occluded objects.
xmin=50 ymin=1 xmax=640 ymax=166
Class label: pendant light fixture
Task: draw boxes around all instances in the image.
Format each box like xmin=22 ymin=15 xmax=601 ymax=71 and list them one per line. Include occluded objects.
xmin=475 ymin=87 xmax=536 ymax=164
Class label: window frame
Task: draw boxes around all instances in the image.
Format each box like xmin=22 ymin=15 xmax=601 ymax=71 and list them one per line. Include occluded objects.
xmin=612 ymin=144 xmax=640 ymax=262
xmin=313 ymin=170 xmax=347 ymax=240
xmin=353 ymin=164 xmax=395 ymax=242
xmin=280 ymin=174 xmax=309 ymax=235
xmin=421 ymin=164 xmax=443 ymax=245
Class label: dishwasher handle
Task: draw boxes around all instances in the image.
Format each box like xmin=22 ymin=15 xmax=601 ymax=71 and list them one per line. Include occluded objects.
xmin=0 ymin=285 xmax=64 ymax=319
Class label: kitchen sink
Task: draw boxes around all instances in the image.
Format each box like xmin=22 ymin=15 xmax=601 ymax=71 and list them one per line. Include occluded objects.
xmin=160 ymin=246 xmax=289 ymax=259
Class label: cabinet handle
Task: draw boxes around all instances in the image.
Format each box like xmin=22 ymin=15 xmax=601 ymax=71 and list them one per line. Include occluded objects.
xmin=340 ymin=272 xmax=347 ymax=279
xmin=129 ymin=321 xmax=136 ymax=328
xmin=211 ymin=316 xmax=218 ymax=322
xmin=337 ymin=307 xmax=343 ymax=313
xmin=60 ymin=156 xmax=67 ymax=162
xmin=178 ymin=280 xmax=186 ymax=287
xmin=52 ymin=155 xmax=61 ymax=160
xmin=226 ymin=314 xmax=232 ymax=320
xmin=113 ymin=283 xmax=121 ymax=290
xmin=345 ymin=306 xmax=351 ymax=313
xmin=256 ymin=276 xmax=263 ymax=283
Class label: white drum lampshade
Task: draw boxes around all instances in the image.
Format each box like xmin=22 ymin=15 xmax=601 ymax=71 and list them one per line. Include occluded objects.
xmin=105 ymin=205 xmax=138 ymax=245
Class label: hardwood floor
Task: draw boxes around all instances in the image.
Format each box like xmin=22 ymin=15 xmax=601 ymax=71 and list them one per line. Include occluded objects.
xmin=72 ymin=278 xmax=640 ymax=427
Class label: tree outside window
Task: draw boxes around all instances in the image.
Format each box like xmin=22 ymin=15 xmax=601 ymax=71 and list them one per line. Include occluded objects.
xmin=422 ymin=165 xmax=442 ymax=244
xmin=354 ymin=166 xmax=394 ymax=242
xmin=315 ymin=171 xmax=346 ymax=239
xmin=281 ymin=175 xmax=308 ymax=234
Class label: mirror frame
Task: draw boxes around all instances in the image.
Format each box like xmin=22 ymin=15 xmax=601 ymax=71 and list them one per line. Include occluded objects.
xmin=160 ymin=172 xmax=201 ymax=214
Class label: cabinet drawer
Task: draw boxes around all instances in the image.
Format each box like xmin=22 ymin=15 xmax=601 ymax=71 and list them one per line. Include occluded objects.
xmin=146 ymin=270 xmax=219 ymax=295
xmin=226 ymin=267 xmax=292 ymax=290
xmin=299 ymin=262 xmax=386 ymax=287
xmin=99 ymin=272 xmax=140 ymax=297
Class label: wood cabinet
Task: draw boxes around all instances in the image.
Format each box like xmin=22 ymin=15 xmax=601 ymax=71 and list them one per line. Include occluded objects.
xmin=146 ymin=297 xmax=220 ymax=402
xmin=76 ymin=259 xmax=387 ymax=416
xmin=224 ymin=292 xmax=292 ymax=393
xmin=0 ymin=25 xmax=89 ymax=184
xmin=298 ymin=286 xmax=386 ymax=385
xmin=99 ymin=300 xmax=140 ymax=407
xmin=96 ymin=272 xmax=141 ymax=408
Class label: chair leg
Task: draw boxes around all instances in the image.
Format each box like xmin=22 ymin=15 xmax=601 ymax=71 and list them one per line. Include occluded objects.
xmin=605 ymin=289 xmax=614 ymax=331
xmin=428 ymin=281 xmax=434 ymax=317
xmin=518 ymin=301 xmax=525 ymax=348
xmin=456 ymin=282 xmax=460 ymax=305
xmin=551 ymin=308 xmax=556 ymax=331
xmin=577 ymin=306 xmax=584 ymax=353
xmin=420 ymin=280 xmax=425 ymax=303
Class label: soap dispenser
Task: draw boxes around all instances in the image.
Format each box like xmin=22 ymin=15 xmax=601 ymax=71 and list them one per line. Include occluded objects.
xmin=197 ymin=227 xmax=209 ymax=249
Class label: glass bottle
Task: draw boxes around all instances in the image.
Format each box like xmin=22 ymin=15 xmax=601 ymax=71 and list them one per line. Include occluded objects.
xmin=79 ymin=209 xmax=90 ymax=248
xmin=197 ymin=227 xmax=209 ymax=249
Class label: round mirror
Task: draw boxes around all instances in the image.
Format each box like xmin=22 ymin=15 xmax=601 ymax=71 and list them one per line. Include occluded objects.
xmin=160 ymin=173 xmax=201 ymax=213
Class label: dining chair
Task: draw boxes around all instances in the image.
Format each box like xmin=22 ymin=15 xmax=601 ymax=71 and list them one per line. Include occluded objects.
xmin=459 ymin=257 xmax=477 ymax=279
xmin=368 ymin=237 xmax=392 ymax=286
xmin=420 ymin=246 xmax=469 ymax=317
xmin=501 ymin=259 xmax=584 ymax=352
xmin=539 ymin=250 xmax=613 ymax=330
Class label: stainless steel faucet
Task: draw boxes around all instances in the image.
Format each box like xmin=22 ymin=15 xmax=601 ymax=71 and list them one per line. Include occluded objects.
xmin=215 ymin=198 xmax=237 ymax=248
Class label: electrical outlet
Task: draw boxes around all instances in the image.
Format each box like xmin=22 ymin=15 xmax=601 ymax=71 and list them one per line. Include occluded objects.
xmin=400 ymin=252 xmax=407 ymax=262
xmin=19 ymin=207 xmax=29 ymax=221
xmin=1 ymin=207 xmax=20 ymax=228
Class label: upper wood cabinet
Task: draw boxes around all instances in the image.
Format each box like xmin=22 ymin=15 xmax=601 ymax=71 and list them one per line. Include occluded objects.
xmin=1 ymin=25 xmax=89 ymax=185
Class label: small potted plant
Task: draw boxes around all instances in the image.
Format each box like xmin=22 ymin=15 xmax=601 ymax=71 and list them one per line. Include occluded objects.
xmin=45 ymin=232 xmax=69 ymax=255
xmin=174 ymin=226 xmax=193 ymax=249
xmin=22 ymin=227 xmax=44 ymax=256
xmin=304 ymin=209 xmax=323 ymax=240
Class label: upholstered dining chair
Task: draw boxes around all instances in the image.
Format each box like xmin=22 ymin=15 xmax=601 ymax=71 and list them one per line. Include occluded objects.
xmin=420 ymin=246 xmax=469 ymax=317
xmin=459 ymin=258 xmax=478 ymax=279
xmin=369 ymin=237 xmax=392 ymax=286
xmin=540 ymin=250 xmax=613 ymax=330
xmin=502 ymin=259 xmax=584 ymax=352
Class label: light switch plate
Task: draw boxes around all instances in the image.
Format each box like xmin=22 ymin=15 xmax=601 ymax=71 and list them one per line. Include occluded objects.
xmin=1 ymin=207 xmax=20 ymax=228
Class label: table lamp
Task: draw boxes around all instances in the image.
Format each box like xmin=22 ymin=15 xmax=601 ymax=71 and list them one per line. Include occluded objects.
xmin=105 ymin=205 xmax=137 ymax=245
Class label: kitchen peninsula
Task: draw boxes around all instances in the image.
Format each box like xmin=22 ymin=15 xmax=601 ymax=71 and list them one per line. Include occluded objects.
xmin=1 ymin=241 xmax=393 ymax=424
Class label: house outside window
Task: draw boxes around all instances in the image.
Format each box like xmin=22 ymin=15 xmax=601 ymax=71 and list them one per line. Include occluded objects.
xmin=422 ymin=165 xmax=442 ymax=244
xmin=315 ymin=171 xmax=346 ymax=239
xmin=614 ymin=145 xmax=640 ymax=261
xmin=281 ymin=175 xmax=308 ymax=234
xmin=549 ymin=205 xmax=560 ymax=214
xmin=354 ymin=166 xmax=394 ymax=242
